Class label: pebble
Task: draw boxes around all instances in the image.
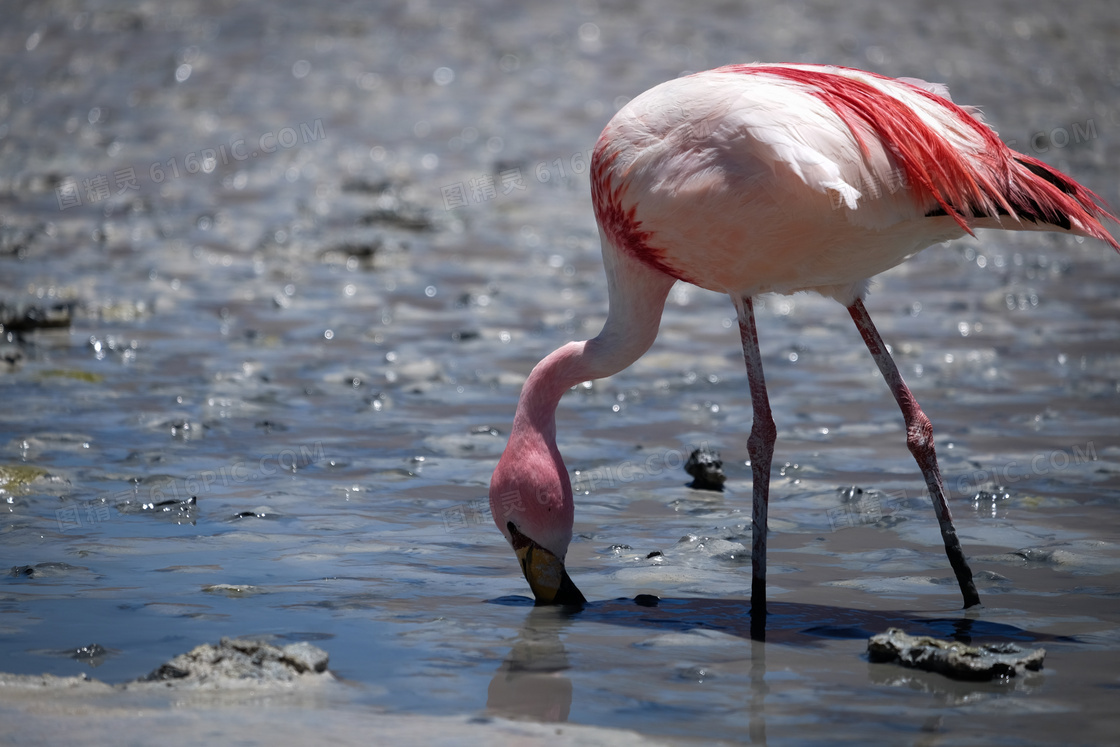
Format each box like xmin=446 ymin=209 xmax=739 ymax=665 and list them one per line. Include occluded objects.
xmin=684 ymin=447 xmax=726 ymax=491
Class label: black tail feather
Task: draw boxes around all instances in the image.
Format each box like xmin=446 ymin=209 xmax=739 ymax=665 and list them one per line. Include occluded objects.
xmin=924 ymin=157 xmax=1081 ymax=232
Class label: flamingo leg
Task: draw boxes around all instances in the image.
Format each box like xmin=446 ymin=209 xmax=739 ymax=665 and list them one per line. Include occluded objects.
xmin=733 ymin=296 xmax=776 ymax=637
xmin=847 ymin=299 xmax=981 ymax=608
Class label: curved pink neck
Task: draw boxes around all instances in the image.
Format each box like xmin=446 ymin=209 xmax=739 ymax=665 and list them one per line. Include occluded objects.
xmin=491 ymin=243 xmax=676 ymax=559
xmin=510 ymin=342 xmax=585 ymax=444
xmin=512 ymin=248 xmax=678 ymax=442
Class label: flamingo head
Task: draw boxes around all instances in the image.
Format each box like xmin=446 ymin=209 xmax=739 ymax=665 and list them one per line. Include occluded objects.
xmin=489 ymin=435 xmax=587 ymax=606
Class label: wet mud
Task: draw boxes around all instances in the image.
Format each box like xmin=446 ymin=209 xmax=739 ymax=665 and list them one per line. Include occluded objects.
xmin=2 ymin=0 xmax=1119 ymax=744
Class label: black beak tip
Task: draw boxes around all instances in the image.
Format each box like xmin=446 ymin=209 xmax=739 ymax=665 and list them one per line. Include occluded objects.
xmin=507 ymin=522 xmax=588 ymax=607
xmin=548 ymin=568 xmax=588 ymax=607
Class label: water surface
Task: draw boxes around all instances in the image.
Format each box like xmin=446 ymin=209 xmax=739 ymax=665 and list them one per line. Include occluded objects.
xmin=2 ymin=1 xmax=1119 ymax=743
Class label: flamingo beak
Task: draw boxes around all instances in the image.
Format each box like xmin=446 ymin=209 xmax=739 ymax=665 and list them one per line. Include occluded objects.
xmin=507 ymin=522 xmax=587 ymax=606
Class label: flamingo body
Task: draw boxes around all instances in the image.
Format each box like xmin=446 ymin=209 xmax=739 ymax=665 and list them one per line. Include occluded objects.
xmin=592 ymin=64 xmax=1116 ymax=302
xmin=490 ymin=63 xmax=1118 ymax=615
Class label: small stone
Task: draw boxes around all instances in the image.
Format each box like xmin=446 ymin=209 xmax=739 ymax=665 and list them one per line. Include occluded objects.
xmin=8 ymin=562 xmax=85 ymax=579
xmin=685 ymin=447 xmax=726 ymax=491
xmin=868 ymin=628 xmax=1044 ymax=681
xmin=71 ymin=643 xmax=108 ymax=661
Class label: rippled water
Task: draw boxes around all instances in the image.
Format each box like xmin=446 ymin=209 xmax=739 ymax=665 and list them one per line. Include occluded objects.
xmin=3 ymin=1 xmax=1119 ymax=743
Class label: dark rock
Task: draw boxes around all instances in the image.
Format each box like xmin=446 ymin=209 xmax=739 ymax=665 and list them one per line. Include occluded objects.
xmin=232 ymin=506 xmax=275 ymax=520
xmin=868 ymin=628 xmax=1045 ymax=681
xmin=361 ymin=207 xmax=434 ymax=231
xmin=9 ymin=562 xmax=85 ymax=579
xmin=685 ymin=447 xmax=726 ymax=491
xmin=356 ymin=184 xmax=438 ymax=232
xmin=0 ymin=302 xmax=73 ymax=334
xmin=341 ymin=177 xmax=393 ymax=194
xmin=71 ymin=643 xmax=108 ymax=661
xmin=0 ymin=345 xmax=24 ymax=370
xmin=116 ymin=494 xmax=197 ymax=523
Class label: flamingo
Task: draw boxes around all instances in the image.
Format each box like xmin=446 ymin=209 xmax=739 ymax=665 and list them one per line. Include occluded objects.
xmin=488 ymin=64 xmax=1118 ymax=625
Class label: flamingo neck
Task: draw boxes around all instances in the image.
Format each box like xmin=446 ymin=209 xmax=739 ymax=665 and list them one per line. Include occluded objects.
xmin=491 ymin=245 xmax=675 ymax=559
xmin=511 ymin=334 xmax=644 ymax=444
xmin=512 ymin=342 xmax=588 ymax=442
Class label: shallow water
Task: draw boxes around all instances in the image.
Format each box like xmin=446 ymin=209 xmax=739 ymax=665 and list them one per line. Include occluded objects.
xmin=2 ymin=0 xmax=1120 ymax=743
